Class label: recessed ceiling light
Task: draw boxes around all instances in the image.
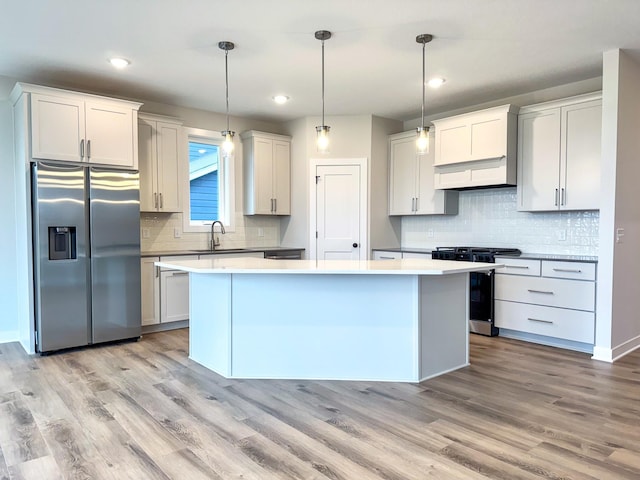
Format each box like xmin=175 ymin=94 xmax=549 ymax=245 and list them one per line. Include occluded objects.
xmin=427 ymin=77 xmax=445 ymax=88
xmin=109 ymin=57 xmax=130 ymax=69
xmin=273 ymin=95 xmax=290 ymax=104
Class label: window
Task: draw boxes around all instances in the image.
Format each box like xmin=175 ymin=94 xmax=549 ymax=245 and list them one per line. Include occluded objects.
xmin=182 ymin=127 xmax=235 ymax=233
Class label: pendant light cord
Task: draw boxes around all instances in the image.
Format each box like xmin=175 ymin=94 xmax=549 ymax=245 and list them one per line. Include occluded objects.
xmin=225 ymin=48 xmax=230 ymax=132
xmin=321 ymin=38 xmax=325 ymax=126
xmin=421 ymin=40 xmax=425 ymax=131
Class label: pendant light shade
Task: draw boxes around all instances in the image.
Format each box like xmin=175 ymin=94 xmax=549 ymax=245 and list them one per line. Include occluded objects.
xmin=315 ymin=30 xmax=332 ymax=153
xmin=416 ymin=34 xmax=433 ymax=154
xmin=219 ymin=41 xmax=235 ymax=155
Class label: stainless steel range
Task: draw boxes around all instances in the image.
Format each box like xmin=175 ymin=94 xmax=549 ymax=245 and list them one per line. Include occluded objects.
xmin=432 ymin=247 xmax=521 ymax=336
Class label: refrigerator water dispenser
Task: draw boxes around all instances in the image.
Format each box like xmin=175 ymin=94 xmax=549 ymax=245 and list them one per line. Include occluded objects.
xmin=48 ymin=226 xmax=76 ymax=260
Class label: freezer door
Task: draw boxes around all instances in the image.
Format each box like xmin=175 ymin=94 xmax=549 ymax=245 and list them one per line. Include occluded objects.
xmin=89 ymin=167 xmax=141 ymax=343
xmin=33 ymin=162 xmax=90 ymax=352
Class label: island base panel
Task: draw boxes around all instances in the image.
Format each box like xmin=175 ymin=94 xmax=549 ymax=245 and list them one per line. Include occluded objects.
xmin=188 ymin=272 xmax=470 ymax=382
xmin=419 ymin=274 xmax=470 ymax=380
xmin=231 ymin=274 xmax=419 ymax=381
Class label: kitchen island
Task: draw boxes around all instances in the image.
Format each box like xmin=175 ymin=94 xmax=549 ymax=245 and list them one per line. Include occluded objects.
xmin=155 ymin=257 xmax=499 ymax=382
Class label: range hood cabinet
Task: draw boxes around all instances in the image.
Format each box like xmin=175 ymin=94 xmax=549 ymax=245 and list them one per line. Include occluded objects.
xmin=432 ymin=104 xmax=518 ymax=189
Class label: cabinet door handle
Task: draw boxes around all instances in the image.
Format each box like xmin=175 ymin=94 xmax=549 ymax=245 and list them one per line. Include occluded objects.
xmin=528 ymin=317 xmax=553 ymax=324
xmin=155 ymin=265 xmax=159 ymax=278
xmin=171 ymin=271 xmax=189 ymax=277
xmin=561 ymin=188 xmax=565 ymax=206
xmin=505 ymin=265 xmax=529 ymax=269
xmin=159 ymin=193 xmax=163 ymax=208
xmin=553 ymin=268 xmax=581 ymax=273
xmin=80 ymin=139 xmax=85 ymax=159
xmin=274 ymin=198 xmax=277 ymax=213
xmin=154 ymin=193 xmax=158 ymax=208
xmin=554 ymin=188 xmax=559 ymax=206
xmin=527 ymin=289 xmax=554 ymax=295
xmin=411 ymin=198 xmax=415 ymax=212
xmin=415 ymin=197 xmax=419 ymax=212
xmin=87 ymin=139 xmax=91 ymax=160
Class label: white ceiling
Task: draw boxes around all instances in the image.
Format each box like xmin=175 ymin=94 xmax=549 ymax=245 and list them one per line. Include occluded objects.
xmin=1 ymin=0 xmax=640 ymax=122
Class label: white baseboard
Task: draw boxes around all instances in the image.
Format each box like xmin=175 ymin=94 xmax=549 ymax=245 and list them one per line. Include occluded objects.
xmin=0 ymin=331 xmax=19 ymax=345
xmin=591 ymin=346 xmax=613 ymax=362
xmin=593 ymin=333 xmax=640 ymax=363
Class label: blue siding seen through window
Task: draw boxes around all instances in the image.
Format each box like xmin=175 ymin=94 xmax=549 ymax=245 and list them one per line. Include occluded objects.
xmin=190 ymin=171 xmax=218 ymax=220
xmin=188 ymin=140 xmax=220 ymax=222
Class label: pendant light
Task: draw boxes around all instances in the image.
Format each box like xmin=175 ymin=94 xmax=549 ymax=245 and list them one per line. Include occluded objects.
xmin=219 ymin=41 xmax=235 ymax=155
xmin=315 ymin=30 xmax=332 ymax=153
xmin=416 ymin=34 xmax=433 ymax=154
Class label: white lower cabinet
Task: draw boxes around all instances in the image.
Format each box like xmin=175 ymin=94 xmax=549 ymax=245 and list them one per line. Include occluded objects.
xmin=494 ymin=257 xmax=596 ymax=349
xmin=160 ymin=269 xmax=191 ymax=323
xmin=159 ymin=255 xmax=197 ymax=324
xmin=372 ymin=250 xmax=431 ymax=260
xmin=142 ymin=252 xmax=265 ymax=328
xmin=372 ymin=250 xmax=402 ymax=260
xmin=140 ymin=257 xmax=160 ymax=326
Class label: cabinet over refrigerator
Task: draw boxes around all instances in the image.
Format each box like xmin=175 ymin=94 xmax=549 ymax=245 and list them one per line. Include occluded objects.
xmin=32 ymin=161 xmax=141 ymax=353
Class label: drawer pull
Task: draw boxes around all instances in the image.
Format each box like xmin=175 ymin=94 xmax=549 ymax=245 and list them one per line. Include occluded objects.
xmin=171 ymin=272 xmax=189 ymax=277
xmin=528 ymin=317 xmax=553 ymax=324
xmin=505 ymin=265 xmax=529 ymax=269
xmin=552 ymin=268 xmax=582 ymax=273
xmin=527 ymin=289 xmax=554 ymax=295
xmin=379 ymin=256 xmax=396 ymax=260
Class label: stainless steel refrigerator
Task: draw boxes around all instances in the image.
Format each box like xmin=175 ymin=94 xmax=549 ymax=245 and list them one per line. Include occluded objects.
xmin=32 ymin=161 xmax=141 ymax=353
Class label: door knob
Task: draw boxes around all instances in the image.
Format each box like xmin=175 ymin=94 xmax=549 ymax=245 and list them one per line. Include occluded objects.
xmin=352 ymin=243 xmax=359 ymax=248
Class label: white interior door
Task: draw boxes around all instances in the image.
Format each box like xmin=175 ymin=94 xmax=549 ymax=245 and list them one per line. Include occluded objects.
xmin=315 ymin=164 xmax=362 ymax=260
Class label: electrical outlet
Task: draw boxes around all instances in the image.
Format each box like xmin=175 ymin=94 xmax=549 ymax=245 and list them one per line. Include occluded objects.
xmin=258 ymin=227 xmax=264 ymax=237
xmin=557 ymin=229 xmax=566 ymax=241
xmin=426 ymin=229 xmax=434 ymax=238
xmin=141 ymin=228 xmax=150 ymax=239
xmin=616 ymin=227 xmax=625 ymax=244
xmin=174 ymin=227 xmax=181 ymax=239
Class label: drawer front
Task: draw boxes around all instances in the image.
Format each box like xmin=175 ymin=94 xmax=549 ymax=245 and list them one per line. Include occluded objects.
xmin=372 ymin=251 xmax=402 ymax=260
xmin=495 ymin=257 xmax=541 ymax=276
xmin=495 ymin=274 xmax=595 ymax=311
xmin=542 ymin=260 xmax=596 ymax=281
xmin=402 ymin=252 xmax=431 ymax=259
xmin=496 ymin=300 xmax=595 ymax=343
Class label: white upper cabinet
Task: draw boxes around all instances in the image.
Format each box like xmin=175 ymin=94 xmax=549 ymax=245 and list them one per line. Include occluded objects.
xmin=517 ymin=93 xmax=602 ymax=211
xmin=388 ymin=130 xmax=458 ymax=215
xmin=14 ymin=83 xmax=141 ymax=169
xmin=241 ymin=131 xmax=291 ymax=215
xmin=138 ymin=114 xmax=182 ymax=212
xmin=432 ymin=104 xmax=518 ymax=189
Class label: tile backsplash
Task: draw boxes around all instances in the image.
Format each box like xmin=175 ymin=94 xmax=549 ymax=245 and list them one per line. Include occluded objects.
xmin=402 ymin=187 xmax=599 ymax=255
xmin=140 ymin=212 xmax=280 ymax=252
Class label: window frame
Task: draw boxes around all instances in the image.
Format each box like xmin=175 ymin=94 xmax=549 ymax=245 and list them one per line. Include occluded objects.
xmin=182 ymin=127 xmax=236 ymax=233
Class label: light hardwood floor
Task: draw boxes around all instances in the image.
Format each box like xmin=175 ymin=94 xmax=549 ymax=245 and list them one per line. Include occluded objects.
xmin=1 ymin=329 xmax=639 ymax=479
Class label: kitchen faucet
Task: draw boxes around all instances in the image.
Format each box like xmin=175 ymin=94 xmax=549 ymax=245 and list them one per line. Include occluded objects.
xmin=210 ymin=220 xmax=226 ymax=250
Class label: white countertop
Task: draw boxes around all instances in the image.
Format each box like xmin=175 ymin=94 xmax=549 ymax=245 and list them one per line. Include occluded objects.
xmin=155 ymin=257 xmax=501 ymax=275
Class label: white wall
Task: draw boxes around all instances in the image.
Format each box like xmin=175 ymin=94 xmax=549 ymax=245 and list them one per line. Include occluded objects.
xmin=281 ymin=114 xmax=402 ymax=255
xmin=370 ymin=116 xmax=402 ymax=250
xmin=404 ymin=77 xmax=603 ymax=130
xmin=281 ymin=115 xmax=376 ymax=254
xmin=402 ymin=187 xmax=599 ymax=255
xmin=138 ymin=101 xmax=285 ymax=252
xmin=594 ymin=49 xmax=640 ymax=361
xmin=0 ymin=91 xmax=18 ymax=342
